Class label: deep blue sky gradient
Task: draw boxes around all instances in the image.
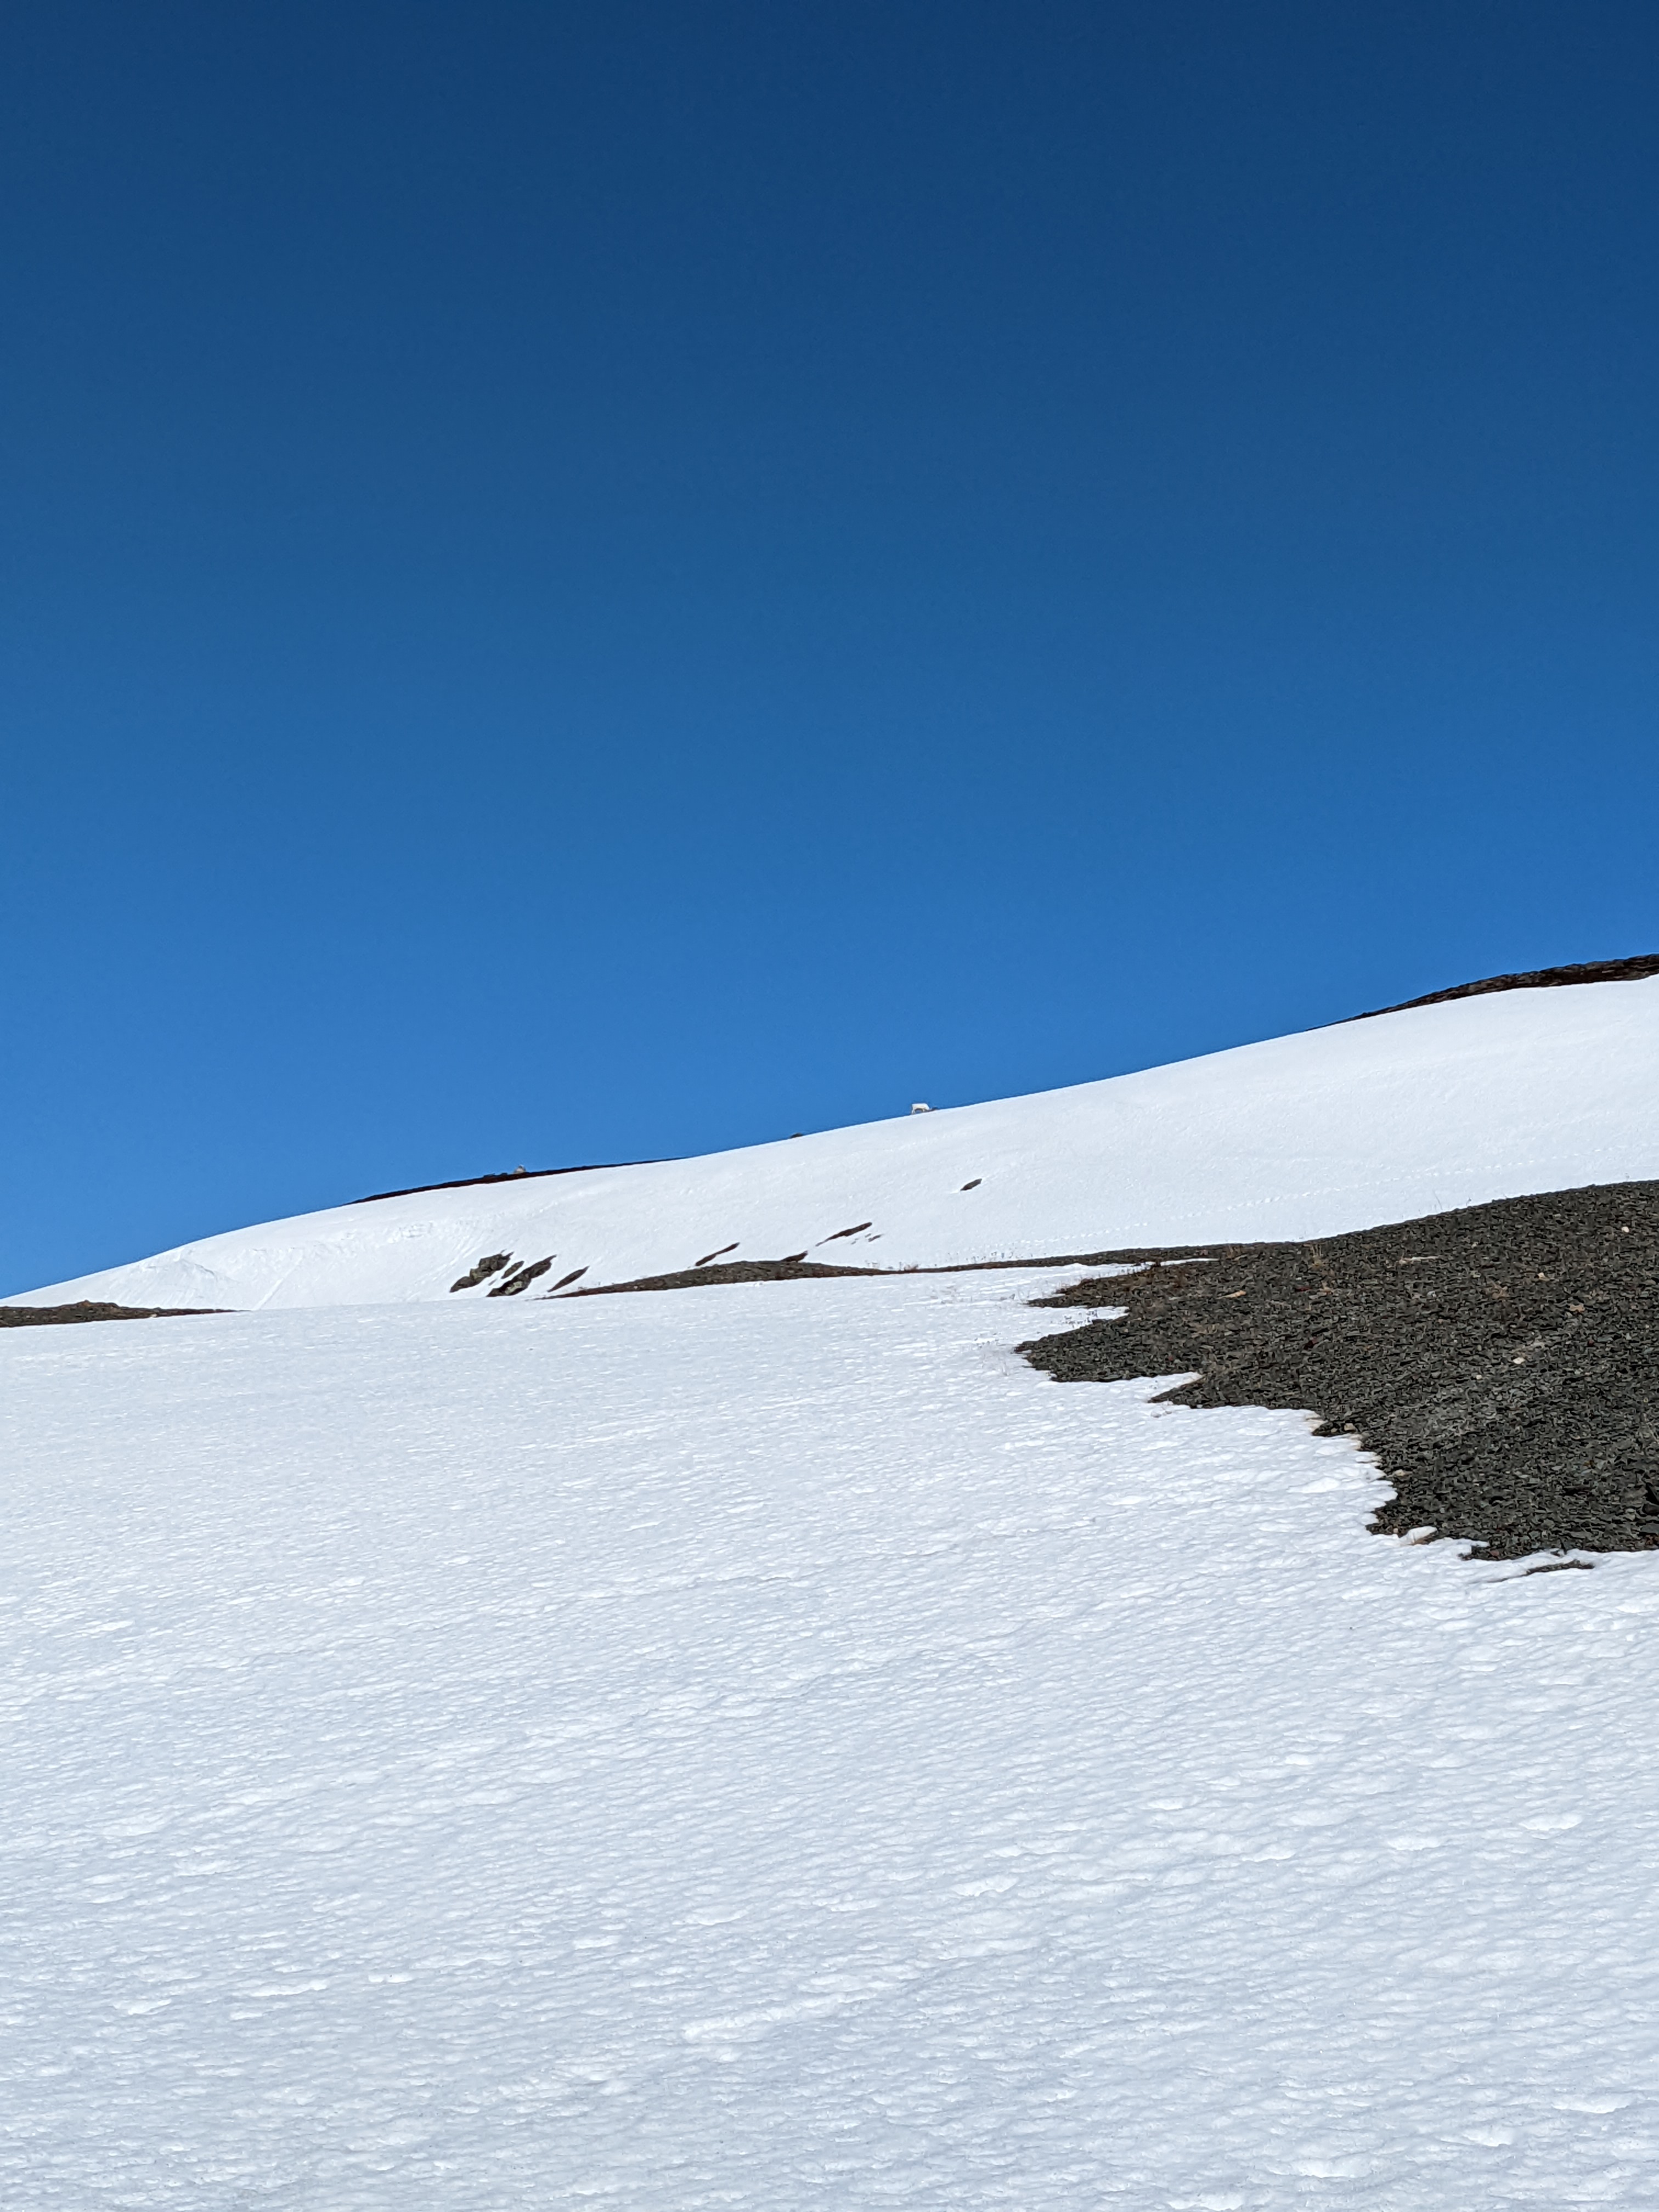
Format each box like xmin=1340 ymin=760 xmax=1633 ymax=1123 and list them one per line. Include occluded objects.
xmin=4 ymin=2 xmax=1658 ymax=1289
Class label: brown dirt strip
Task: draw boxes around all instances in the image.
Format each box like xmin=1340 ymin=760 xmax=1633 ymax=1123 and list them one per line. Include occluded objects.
xmin=356 ymin=1160 xmax=669 ymax=1204
xmin=1352 ymin=952 xmax=1659 ymax=1019
xmin=0 ymin=1301 xmax=223 ymax=1327
xmin=560 ymin=1252 xmax=1143 ymax=1296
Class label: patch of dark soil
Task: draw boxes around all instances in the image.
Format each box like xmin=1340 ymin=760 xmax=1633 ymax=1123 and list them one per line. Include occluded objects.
xmin=357 ymin=1161 xmax=669 ymax=1204
xmin=1354 ymin=954 xmax=1659 ymax=1020
xmin=450 ymin=1253 xmax=512 ymax=1293
xmin=569 ymin=1258 xmax=889 ymax=1295
xmin=0 ymin=1301 xmax=222 ymax=1327
xmin=563 ymin=1248 xmax=1159 ymax=1296
xmin=488 ymin=1256 xmax=554 ymax=1297
xmin=1018 ymin=1182 xmax=1659 ymax=1561
xmin=568 ymin=1240 xmax=1251 ymax=1299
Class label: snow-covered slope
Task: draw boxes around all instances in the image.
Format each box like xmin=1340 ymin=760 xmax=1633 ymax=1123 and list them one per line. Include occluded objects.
xmin=8 ymin=1273 xmax=1659 ymax=2208
xmin=14 ymin=974 xmax=1659 ymax=1310
xmin=11 ymin=977 xmax=1659 ymax=2207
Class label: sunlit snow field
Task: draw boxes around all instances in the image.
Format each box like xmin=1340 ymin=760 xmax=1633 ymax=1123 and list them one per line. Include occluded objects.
xmin=7 ymin=1268 xmax=1658 ymax=2208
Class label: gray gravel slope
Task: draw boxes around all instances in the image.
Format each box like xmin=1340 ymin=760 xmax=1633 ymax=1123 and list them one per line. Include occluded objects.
xmin=1020 ymin=1181 xmax=1659 ymax=1560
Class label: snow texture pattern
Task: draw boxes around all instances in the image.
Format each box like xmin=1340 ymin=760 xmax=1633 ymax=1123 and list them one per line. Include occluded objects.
xmin=6 ymin=1271 xmax=1658 ymax=2208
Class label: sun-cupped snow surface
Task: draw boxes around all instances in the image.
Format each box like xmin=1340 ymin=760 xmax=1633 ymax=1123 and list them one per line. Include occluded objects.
xmin=14 ymin=974 xmax=1659 ymax=1310
xmin=5 ymin=1270 xmax=1658 ymax=2208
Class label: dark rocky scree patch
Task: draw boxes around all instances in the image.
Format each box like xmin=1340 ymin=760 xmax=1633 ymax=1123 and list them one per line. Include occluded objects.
xmin=1019 ymin=1182 xmax=1659 ymax=1561
xmin=359 ymin=1160 xmax=665 ymax=1205
xmin=1354 ymin=952 xmax=1659 ymax=1019
xmin=450 ymin=1253 xmax=512 ymax=1292
xmin=0 ymin=1301 xmax=220 ymax=1327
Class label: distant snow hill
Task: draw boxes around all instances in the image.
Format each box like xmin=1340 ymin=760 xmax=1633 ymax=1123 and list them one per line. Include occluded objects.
xmin=13 ymin=967 xmax=1659 ymax=1311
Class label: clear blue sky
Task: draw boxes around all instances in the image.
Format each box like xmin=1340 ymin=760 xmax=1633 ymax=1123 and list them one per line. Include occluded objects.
xmin=4 ymin=1 xmax=1657 ymax=1292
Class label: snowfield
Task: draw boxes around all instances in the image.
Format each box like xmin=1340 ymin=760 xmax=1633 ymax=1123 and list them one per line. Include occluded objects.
xmin=12 ymin=973 xmax=1659 ymax=1311
xmin=6 ymin=1271 xmax=1659 ymax=2209
xmin=8 ymin=974 xmax=1659 ymax=2207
